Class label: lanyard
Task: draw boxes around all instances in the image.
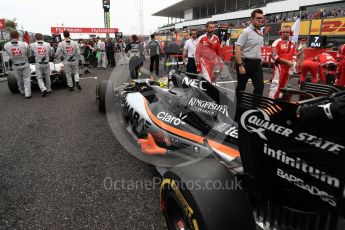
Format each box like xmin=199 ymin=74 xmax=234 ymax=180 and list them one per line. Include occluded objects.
xmin=250 ymin=25 xmax=263 ymax=37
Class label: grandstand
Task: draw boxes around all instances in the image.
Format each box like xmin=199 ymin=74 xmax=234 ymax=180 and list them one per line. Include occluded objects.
xmin=154 ymin=0 xmax=345 ymax=46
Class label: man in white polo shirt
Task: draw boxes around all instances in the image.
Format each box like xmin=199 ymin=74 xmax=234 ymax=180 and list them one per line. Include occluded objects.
xmin=183 ymin=30 xmax=198 ymax=73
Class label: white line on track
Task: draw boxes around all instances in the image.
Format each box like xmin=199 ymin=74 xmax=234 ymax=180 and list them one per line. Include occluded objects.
xmin=80 ymin=77 xmax=98 ymax=80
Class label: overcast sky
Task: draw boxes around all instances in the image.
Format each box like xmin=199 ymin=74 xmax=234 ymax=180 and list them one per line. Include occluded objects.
xmin=0 ymin=0 xmax=180 ymax=37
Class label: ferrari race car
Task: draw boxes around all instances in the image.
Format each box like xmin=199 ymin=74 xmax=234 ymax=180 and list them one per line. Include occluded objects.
xmin=96 ymin=70 xmax=345 ymax=230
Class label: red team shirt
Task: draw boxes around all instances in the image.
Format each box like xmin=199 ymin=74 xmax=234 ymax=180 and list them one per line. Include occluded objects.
xmin=195 ymin=34 xmax=222 ymax=63
xmin=337 ymin=44 xmax=345 ymax=86
xmin=272 ymin=38 xmax=296 ymax=64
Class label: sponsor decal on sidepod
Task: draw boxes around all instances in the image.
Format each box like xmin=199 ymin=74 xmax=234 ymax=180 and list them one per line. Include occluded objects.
xmin=182 ymin=77 xmax=207 ymax=91
xmin=157 ymin=112 xmax=187 ymax=126
xmin=240 ymin=110 xmax=345 ymax=154
xmin=188 ymin=97 xmax=229 ymax=117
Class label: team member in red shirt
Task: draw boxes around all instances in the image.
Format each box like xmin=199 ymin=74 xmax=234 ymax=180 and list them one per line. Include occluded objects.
xmin=268 ymin=25 xmax=297 ymax=99
xmin=300 ymin=53 xmax=336 ymax=85
xmin=195 ymin=21 xmax=222 ymax=83
xmin=316 ymin=52 xmax=336 ymax=84
xmin=300 ymin=58 xmax=319 ymax=84
xmin=337 ymin=44 xmax=345 ymax=87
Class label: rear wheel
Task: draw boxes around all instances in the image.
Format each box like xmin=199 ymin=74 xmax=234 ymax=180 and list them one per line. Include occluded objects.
xmin=161 ymin=158 xmax=256 ymax=230
xmin=7 ymin=72 xmax=19 ymax=93
xmin=60 ymin=71 xmax=67 ymax=86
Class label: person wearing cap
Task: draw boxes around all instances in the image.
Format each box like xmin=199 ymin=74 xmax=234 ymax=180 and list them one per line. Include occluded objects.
xmin=3 ymin=30 xmax=31 ymax=98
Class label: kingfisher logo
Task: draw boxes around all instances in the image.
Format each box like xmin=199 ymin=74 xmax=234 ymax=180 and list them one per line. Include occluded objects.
xmin=240 ymin=109 xmax=293 ymax=140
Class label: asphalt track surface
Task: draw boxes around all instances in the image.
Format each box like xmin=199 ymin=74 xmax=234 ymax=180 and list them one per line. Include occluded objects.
xmin=0 ymin=61 xmax=166 ymax=229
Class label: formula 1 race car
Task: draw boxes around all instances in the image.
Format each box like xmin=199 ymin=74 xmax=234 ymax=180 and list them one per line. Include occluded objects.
xmin=97 ymin=70 xmax=238 ymax=166
xmin=1 ymin=52 xmax=66 ymax=93
xmin=96 ymin=71 xmax=345 ymax=230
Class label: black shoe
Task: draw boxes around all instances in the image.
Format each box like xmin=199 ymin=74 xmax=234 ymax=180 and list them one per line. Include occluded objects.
xmin=42 ymin=90 xmax=47 ymax=97
xmin=70 ymin=87 xmax=74 ymax=91
xmin=76 ymin=82 xmax=82 ymax=90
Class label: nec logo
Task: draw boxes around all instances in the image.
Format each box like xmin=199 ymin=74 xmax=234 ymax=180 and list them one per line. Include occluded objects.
xmin=322 ymin=20 xmax=345 ymax=33
xmin=10 ymin=47 xmax=22 ymax=57
xmin=182 ymin=77 xmax=207 ymax=91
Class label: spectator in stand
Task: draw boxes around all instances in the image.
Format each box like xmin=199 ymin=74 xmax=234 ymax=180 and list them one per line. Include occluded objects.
xmin=332 ymin=9 xmax=337 ymax=17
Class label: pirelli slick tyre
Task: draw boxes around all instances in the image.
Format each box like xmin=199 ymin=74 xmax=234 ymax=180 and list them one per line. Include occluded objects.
xmin=60 ymin=71 xmax=67 ymax=86
xmin=160 ymin=158 xmax=256 ymax=230
xmin=7 ymin=72 xmax=19 ymax=94
xmin=96 ymin=80 xmax=112 ymax=113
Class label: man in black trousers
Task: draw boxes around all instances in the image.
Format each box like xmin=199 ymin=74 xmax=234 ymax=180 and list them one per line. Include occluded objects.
xmin=106 ymin=38 xmax=116 ymax=68
xmin=148 ymin=34 xmax=161 ymax=80
xmin=235 ymin=9 xmax=265 ymax=99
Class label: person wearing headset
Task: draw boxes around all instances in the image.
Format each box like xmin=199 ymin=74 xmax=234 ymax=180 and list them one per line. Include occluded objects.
xmin=268 ymin=25 xmax=297 ymax=99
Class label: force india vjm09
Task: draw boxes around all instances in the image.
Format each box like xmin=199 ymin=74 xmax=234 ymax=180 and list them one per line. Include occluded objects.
xmin=96 ymin=70 xmax=345 ymax=230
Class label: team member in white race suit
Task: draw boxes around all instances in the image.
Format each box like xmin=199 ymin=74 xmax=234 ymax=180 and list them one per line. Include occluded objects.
xmin=96 ymin=37 xmax=107 ymax=69
xmin=4 ymin=30 xmax=31 ymax=98
xmin=30 ymin=33 xmax=53 ymax=97
xmin=55 ymin=30 xmax=82 ymax=91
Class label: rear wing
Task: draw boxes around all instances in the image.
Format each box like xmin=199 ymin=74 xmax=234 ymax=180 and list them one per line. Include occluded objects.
xmin=237 ymin=90 xmax=345 ymax=215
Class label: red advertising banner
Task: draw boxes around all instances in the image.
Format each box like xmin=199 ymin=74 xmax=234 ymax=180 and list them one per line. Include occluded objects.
xmin=51 ymin=27 xmax=118 ymax=34
xmin=0 ymin=19 xmax=5 ymax=30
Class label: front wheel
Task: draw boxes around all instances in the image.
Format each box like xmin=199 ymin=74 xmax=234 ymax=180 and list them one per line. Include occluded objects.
xmin=7 ymin=72 xmax=19 ymax=93
xmin=96 ymin=80 xmax=113 ymax=113
xmin=160 ymin=158 xmax=256 ymax=230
